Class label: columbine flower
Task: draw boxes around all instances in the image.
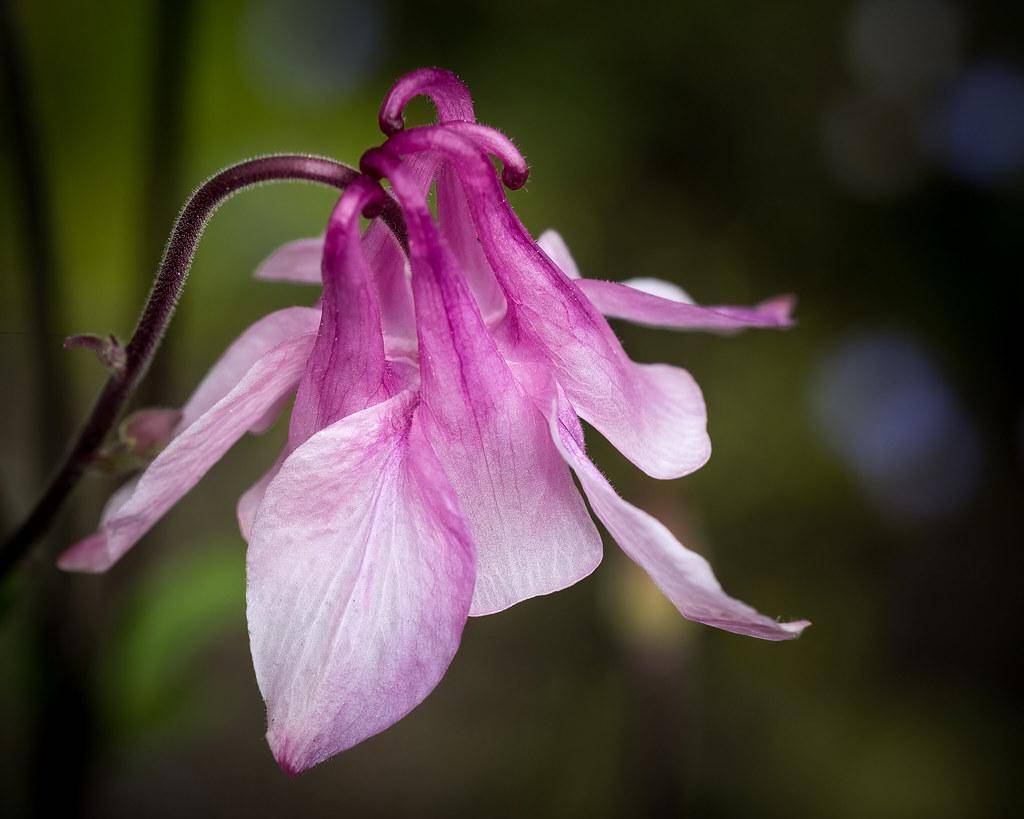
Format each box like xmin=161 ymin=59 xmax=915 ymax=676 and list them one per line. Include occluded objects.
xmin=59 ymin=68 xmax=807 ymax=774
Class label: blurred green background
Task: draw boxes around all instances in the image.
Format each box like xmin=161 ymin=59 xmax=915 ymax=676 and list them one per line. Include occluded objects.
xmin=1 ymin=0 xmax=1021 ymax=816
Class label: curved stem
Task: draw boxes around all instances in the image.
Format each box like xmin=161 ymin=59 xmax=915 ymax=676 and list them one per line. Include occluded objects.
xmin=0 ymin=155 xmax=404 ymax=580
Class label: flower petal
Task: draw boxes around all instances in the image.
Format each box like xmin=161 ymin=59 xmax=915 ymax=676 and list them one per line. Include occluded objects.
xmin=179 ymin=306 xmax=321 ymax=431
xmin=438 ymin=163 xmax=507 ymax=323
xmin=577 ymin=280 xmax=795 ymax=332
xmin=536 ymin=229 xmax=793 ymax=332
xmin=288 ymin=182 xmax=396 ymax=447
xmin=536 ymin=229 xmax=581 ymax=280
xmin=544 ymin=382 xmax=809 ymax=641
xmin=254 ymin=237 xmax=324 ymax=284
xmin=241 ymin=181 xmax=415 ymax=541
xmin=58 ymin=332 xmax=315 ymax=573
xmin=366 ymin=148 xmax=603 ymax=616
xmin=488 ymin=233 xmax=713 ymax=479
xmin=246 ymin=390 xmax=475 ymax=773
xmin=413 ymin=253 xmax=603 ymax=614
xmin=618 ymin=277 xmax=694 ymax=303
xmin=380 ymin=129 xmax=711 ymax=479
xmin=378 ymin=67 xmax=475 ymax=135
xmin=237 ymin=452 xmax=285 ymax=542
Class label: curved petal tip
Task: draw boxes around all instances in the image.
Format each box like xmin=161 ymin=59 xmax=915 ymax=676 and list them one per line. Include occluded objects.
xmin=757 ymin=294 xmax=797 ymax=326
xmin=780 ymin=618 xmax=812 ymax=638
xmin=57 ymin=532 xmax=112 ymax=573
xmin=267 ymin=729 xmax=313 ymax=777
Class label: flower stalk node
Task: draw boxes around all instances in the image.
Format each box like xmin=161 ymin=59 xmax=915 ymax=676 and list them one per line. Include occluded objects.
xmin=64 ymin=333 xmax=127 ymax=374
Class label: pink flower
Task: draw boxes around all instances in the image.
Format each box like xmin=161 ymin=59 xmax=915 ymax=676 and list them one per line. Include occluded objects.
xmin=59 ymin=68 xmax=807 ymax=774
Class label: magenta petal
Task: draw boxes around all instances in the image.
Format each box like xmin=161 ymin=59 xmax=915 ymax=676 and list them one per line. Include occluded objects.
xmin=238 ymin=356 xmax=421 ymax=545
xmin=179 ymin=306 xmax=321 ymax=431
xmin=288 ymin=179 xmax=399 ymax=446
xmin=578 ymin=280 xmax=796 ymax=332
xmin=413 ymin=264 xmax=603 ymax=614
xmin=246 ymin=391 xmax=475 ymax=773
xmin=368 ymin=152 xmax=603 ymax=616
xmin=536 ymin=228 xmax=793 ymax=332
xmin=252 ymin=228 xmax=420 ymax=356
xmin=254 ymin=237 xmax=324 ymax=285
xmin=378 ymin=67 xmax=475 ymax=134
xmin=380 ymin=128 xmax=711 ymax=479
xmin=617 ymin=277 xmax=694 ymax=302
xmin=57 ymin=333 xmax=315 ymax=573
xmin=545 ymin=384 xmax=808 ymax=641
xmin=536 ymin=229 xmax=581 ymax=280
xmin=487 ymin=230 xmax=713 ymax=479
xmin=437 ymin=163 xmax=507 ymax=324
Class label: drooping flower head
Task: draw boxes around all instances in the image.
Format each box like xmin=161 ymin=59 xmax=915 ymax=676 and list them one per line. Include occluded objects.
xmin=59 ymin=67 xmax=808 ymax=774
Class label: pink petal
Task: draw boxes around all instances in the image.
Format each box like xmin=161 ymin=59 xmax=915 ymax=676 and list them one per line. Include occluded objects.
xmin=414 ymin=267 xmax=603 ymax=615
xmin=179 ymin=307 xmax=321 ymax=431
xmin=242 ymin=181 xmax=417 ymax=541
xmin=237 ymin=452 xmax=285 ymax=542
xmin=252 ymin=226 xmax=420 ymax=360
xmin=380 ymin=128 xmax=711 ymax=479
xmin=437 ymin=163 xmax=507 ymax=324
xmin=578 ymin=280 xmax=796 ymax=332
xmin=490 ymin=231 xmax=713 ymax=480
xmin=371 ymin=157 xmax=604 ymax=616
xmin=536 ymin=229 xmax=581 ymax=279
xmin=58 ymin=332 xmax=315 ymax=573
xmin=254 ymin=238 xmax=324 ymax=284
xmin=536 ymin=228 xmax=794 ymax=332
xmin=378 ymin=67 xmax=475 ymax=135
xmin=237 ymin=356 xmax=422 ymax=544
xmin=618 ymin=277 xmax=694 ymax=302
xmin=360 ymin=155 xmax=444 ymax=354
xmin=544 ymin=381 xmax=809 ymax=641
xmin=287 ymin=183 xmax=396 ymax=447
xmin=246 ymin=391 xmax=475 ymax=773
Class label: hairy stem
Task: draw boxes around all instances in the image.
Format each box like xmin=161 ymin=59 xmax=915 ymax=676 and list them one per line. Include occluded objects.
xmin=0 ymin=155 xmax=405 ymax=579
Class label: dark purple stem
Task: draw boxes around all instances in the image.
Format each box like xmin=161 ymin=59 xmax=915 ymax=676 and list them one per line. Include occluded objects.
xmin=0 ymin=155 xmax=405 ymax=580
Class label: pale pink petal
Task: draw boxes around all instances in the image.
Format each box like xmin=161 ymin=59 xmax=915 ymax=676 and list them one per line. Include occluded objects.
xmin=58 ymin=333 xmax=315 ymax=573
xmin=534 ymin=229 xmax=793 ymax=332
xmin=536 ymin=229 xmax=581 ymax=279
xmin=179 ymin=306 xmax=320 ymax=431
xmin=253 ymin=228 xmax=420 ymax=362
xmin=414 ymin=267 xmax=603 ymax=614
xmin=237 ymin=452 xmax=285 ymax=542
xmin=246 ymin=391 xmax=475 ymax=773
xmin=238 ymin=357 xmax=421 ymax=544
xmin=578 ymin=280 xmax=795 ymax=332
xmin=618 ymin=277 xmax=694 ymax=303
xmin=490 ymin=232 xmax=714 ymax=480
xmin=254 ymin=237 xmax=324 ymax=284
xmin=363 ymin=148 xmax=604 ymax=616
xmin=437 ymin=163 xmax=507 ymax=323
xmin=361 ymin=154 xmax=444 ymax=352
xmin=243 ymin=182 xmax=419 ymax=543
xmin=544 ymin=382 xmax=808 ymax=641
xmin=380 ymin=129 xmax=711 ymax=479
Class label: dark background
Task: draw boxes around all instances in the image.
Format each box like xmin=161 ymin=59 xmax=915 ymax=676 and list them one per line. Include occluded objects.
xmin=1 ymin=0 xmax=1021 ymax=816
